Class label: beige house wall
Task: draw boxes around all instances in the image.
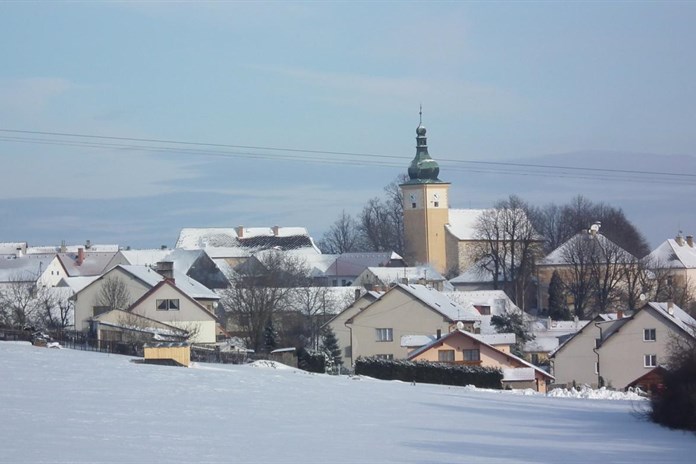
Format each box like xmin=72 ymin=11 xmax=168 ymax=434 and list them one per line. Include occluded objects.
xmin=402 ymin=183 xmax=450 ymax=274
xmin=349 ymin=288 xmax=458 ymax=360
xmin=599 ymin=308 xmax=684 ymax=389
xmin=551 ymin=322 xmax=601 ymax=387
xmin=129 ymin=284 xmax=217 ymax=344
xmin=327 ymin=295 xmax=376 ymax=368
xmin=74 ymin=268 xmax=151 ymax=331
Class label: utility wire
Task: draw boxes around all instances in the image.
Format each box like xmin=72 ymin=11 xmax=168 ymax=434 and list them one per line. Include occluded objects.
xmin=1 ymin=128 xmax=695 ymax=185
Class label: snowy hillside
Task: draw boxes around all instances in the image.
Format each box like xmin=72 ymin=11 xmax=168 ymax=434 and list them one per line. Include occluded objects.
xmin=2 ymin=342 xmax=695 ymax=463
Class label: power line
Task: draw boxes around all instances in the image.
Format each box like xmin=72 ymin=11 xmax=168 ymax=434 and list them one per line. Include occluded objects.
xmin=0 ymin=128 xmax=695 ymax=185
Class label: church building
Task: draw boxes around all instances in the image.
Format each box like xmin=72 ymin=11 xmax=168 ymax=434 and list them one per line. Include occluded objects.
xmin=400 ymin=116 xmax=488 ymax=276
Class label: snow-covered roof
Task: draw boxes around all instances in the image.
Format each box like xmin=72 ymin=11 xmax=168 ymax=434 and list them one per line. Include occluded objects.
xmin=360 ymin=265 xmax=446 ymax=284
xmin=110 ymin=265 xmax=219 ymax=300
xmin=56 ymin=276 xmax=100 ymax=293
xmin=523 ymin=336 xmax=560 ymax=353
xmin=118 ymin=249 xmax=171 ymax=266
xmin=502 ymin=367 xmax=536 ymax=382
xmin=449 ymin=261 xmax=506 ymax=284
xmin=176 ymin=227 xmax=319 ymax=253
xmin=445 ymin=209 xmax=487 ymax=241
xmin=324 ymin=252 xmax=404 ymax=277
xmin=647 ymin=238 xmax=696 ymax=269
xmin=0 ymin=253 xmax=55 ymax=282
xmin=471 ymin=332 xmax=516 ymax=346
xmin=57 ymin=252 xmax=117 ymax=277
xmin=26 ymin=244 xmax=119 ymax=254
xmin=540 ymin=231 xmax=634 ymax=265
xmin=443 ymin=290 xmax=512 ymax=315
xmin=647 ymin=302 xmax=696 ymax=335
xmin=0 ymin=242 xmax=27 ymax=255
xmin=397 ymin=284 xmax=481 ymax=322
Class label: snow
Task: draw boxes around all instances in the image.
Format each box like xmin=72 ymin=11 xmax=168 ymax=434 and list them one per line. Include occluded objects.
xmin=648 ymin=238 xmax=696 ymax=269
xmin=3 ymin=341 xmax=696 ymax=463
xmin=445 ymin=208 xmax=487 ymax=240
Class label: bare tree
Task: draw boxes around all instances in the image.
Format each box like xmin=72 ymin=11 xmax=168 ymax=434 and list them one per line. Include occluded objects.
xmin=288 ymin=286 xmax=337 ymax=350
xmin=220 ymin=250 xmax=310 ymax=353
xmin=559 ymin=233 xmax=596 ymax=319
xmin=472 ymin=196 xmax=542 ymax=309
xmin=590 ymin=235 xmax=634 ymax=313
xmin=318 ymin=210 xmax=361 ymax=254
xmin=359 ymin=197 xmax=398 ymax=252
xmin=0 ymin=272 xmax=40 ymax=328
xmin=95 ymin=276 xmax=132 ymax=313
xmin=36 ymin=287 xmax=73 ymax=332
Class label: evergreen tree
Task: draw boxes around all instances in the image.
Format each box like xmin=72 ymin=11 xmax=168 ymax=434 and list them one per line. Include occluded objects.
xmin=491 ymin=311 xmax=534 ymax=357
xmin=322 ymin=326 xmax=342 ymax=374
xmin=263 ymin=319 xmax=278 ymax=352
xmin=548 ymin=270 xmax=572 ymax=320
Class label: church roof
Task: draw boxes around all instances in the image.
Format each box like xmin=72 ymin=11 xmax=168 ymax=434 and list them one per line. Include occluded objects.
xmin=445 ymin=209 xmax=487 ymax=241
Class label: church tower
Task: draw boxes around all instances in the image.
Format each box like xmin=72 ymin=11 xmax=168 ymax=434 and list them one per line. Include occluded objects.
xmin=400 ymin=112 xmax=450 ymax=274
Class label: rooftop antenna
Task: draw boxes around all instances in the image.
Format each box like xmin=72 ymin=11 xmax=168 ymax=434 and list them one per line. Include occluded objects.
xmin=419 ymin=104 xmax=423 ymax=125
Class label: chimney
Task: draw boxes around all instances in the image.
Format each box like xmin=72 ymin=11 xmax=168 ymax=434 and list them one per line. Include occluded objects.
xmin=675 ymin=234 xmax=684 ymax=246
xmin=76 ymin=248 xmax=85 ymax=266
xmin=60 ymin=240 xmax=67 ymax=253
xmin=85 ymin=239 xmax=92 ymax=250
xmin=156 ymin=261 xmax=175 ymax=281
xmin=616 ymin=309 xmax=624 ymax=319
xmin=161 ymin=245 xmax=167 ymax=250
xmin=272 ymin=225 xmax=280 ymax=236
xmin=667 ymin=300 xmax=674 ymax=315
xmin=687 ymin=235 xmax=694 ymax=248
xmin=236 ymin=226 xmax=244 ymax=238
xmin=354 ymin=288 xmax=361 ymax=301
xmin=436 ymin=329 xmax=442 ymax=339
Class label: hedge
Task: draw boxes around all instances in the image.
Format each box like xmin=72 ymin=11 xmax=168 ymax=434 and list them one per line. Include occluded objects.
xmin=355 ymin=356 xmax=502 ymax=389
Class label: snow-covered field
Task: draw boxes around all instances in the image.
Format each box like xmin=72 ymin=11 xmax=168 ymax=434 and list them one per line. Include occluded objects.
xmin=2 ymin=342 xmax=694 ymax=463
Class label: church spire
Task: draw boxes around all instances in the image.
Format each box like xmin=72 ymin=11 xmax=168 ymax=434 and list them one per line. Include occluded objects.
xmin=405 ymin=107 xmax=444 ymax=184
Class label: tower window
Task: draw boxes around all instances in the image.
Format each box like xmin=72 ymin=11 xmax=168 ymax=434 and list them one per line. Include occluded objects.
xmin=434 ymin=201 xmax=439 ymax=207
xmin=411 ymin=202 xmax=416 ymax=208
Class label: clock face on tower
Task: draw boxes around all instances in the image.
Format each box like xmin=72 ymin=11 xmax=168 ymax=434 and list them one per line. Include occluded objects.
xmin=433 ymin=193 xmax=440 ymax=201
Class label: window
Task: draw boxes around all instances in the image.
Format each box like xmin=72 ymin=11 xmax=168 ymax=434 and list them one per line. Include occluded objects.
xmin=376 ymin=328 xmax=393 ymax=342
xmin=644 ymin=354 xmax=657 ymax=368
xmin=344 ymin=346 xmax=352 ymax=358
xmin=433 ymin=201 xmax=439 ymax=207
xmin=475 ymin=305 xmax=491 ymax=316
xmin=463 ymin=349 xmax=480 ymax=361
xmin=375 ymin=354 xmax=394 ymax=360
xmin=156 ymin=299 xmax=180 ymax=311
xmin=411 ymin=202 xmax=417 ymax=209
xmin=531 ymin=353 xmax=540 ymax=365
xmin=438 ymin=350 xmax=455 ymax=362
xmin=643 ymin=328 xmax=656 ymax=342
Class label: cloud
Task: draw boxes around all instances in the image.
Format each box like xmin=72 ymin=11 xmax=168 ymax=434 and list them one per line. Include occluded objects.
xmin=0 ymin=78 xmax=73 ymax=118
xmin=253 ymin=65 xmax=524 ymax=117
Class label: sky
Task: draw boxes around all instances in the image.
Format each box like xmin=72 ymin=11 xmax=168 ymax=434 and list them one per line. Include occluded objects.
xmin=1 ymin=1 xmax=695 ymax=250
xmin=4 ymin=341 xmax=696 ymax=463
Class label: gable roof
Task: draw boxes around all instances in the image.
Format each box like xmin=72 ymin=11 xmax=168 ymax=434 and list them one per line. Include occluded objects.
xmin=57 ymin=252 xmax=118 ymax=277
xmin=324 ymin=252 xmax=405 ymax=277
xmin=0 ymin=253 xmax=56 ymax=283
xmin=449 ymin=260 xmax=509 ymax=284
xmin=82 ymin=265 xmax=219 ymax=301
xmin=644 ymin=302 xmax=696 ymax=336
xmin=407 ymin=328 xmax=554 ymax=380
xmin=540 ymin=231 xmax=635 ymax=265
xmin=358 ymin=265 xmax=447 ymax=285
xmin=445 ymin=209 xmax=487 ymax=241
xmin=91 ymin=309 xmax=190 ymax=339
xmin=126 ymin=280 xmax=217 ymax=322
xmin=647 ymin=238 xmax=696 ymax=269
xmin=176 ymin=227 xmax=319 ymax=253
xmin=391 ymin=284 xmax=481 ymax=322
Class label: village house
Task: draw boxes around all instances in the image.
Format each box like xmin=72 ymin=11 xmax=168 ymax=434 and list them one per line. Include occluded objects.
xmin=647 ymin=233 xmax=696 ymax=306
xmin=73 ymin=264 xmax=220 ymax=341
xmin=321 ymin=252 xmax=407 ymax=287
xmin=550 ymin=302 xmax=696 ymax=390
xmin=353 ymin=265 xmax=450 ymax=291
xmin=407 ymin=329 xmax=554 ymax=392
xmin=342 ymin=283 xmax=481 ymax=362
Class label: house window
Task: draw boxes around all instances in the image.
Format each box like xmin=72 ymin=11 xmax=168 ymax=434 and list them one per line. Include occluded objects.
xmin=463 ymin=349 xmax=480 ymax=361
xmin=438 ymin=350 xmax=455 ymax=362
xmin=376 ymin=328 xmax=393 ymax=342
xmin=157 ymin=299 xmax=180 ymax=311
xmin=344 ymin=346 xmax=352 ymax=358
xmin=644 ymin=354 xmax=657 ymax=368
xmin=643 ymin=328 xmax=656 ymax=342
xmin=476 ymin=305 xmax=491 ymax=316
xmin=531 ymin=353 xmax=540 ymax=365
xmin=375 ymin=354 xmax=394 ymax=360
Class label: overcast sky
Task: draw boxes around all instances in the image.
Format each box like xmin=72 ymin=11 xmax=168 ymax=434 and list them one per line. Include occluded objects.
xmin=1 ymin=2 xmax=695 ymax=250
